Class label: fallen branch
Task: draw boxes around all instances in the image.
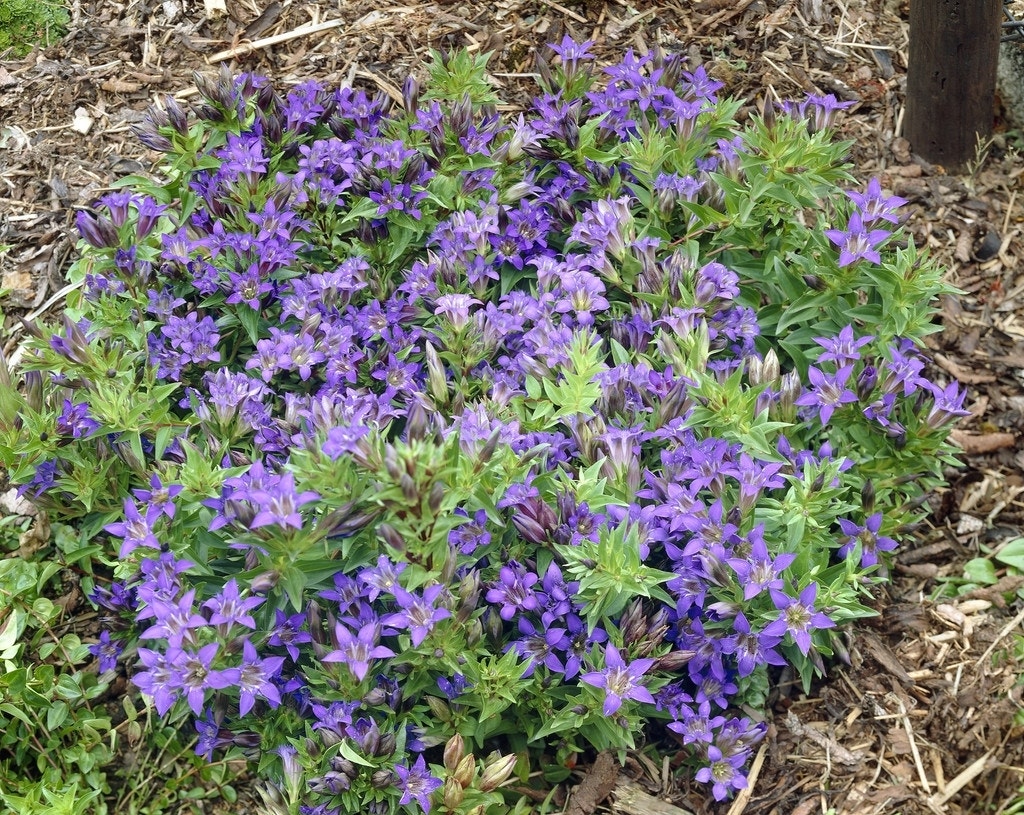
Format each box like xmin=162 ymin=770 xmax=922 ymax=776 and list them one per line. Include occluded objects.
xmin=207 ymin=19 xmax=344 ymax=64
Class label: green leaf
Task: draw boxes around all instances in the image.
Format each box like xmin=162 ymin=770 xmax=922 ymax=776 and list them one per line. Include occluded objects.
xmin=995 ymin=538 xmax=1024 ymax=572
xmin=963 ymin=557 xmax=998 ymax=586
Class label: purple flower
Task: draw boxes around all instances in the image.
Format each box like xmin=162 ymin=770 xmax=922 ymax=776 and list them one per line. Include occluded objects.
xmin=235 ymin=638 xmax=286 ymax=716
xmin=89 ymin=631 xmax=124 ymax=672
xmin=133 ymin=647 xmax=182 ymax=715
xmin=837 ymin=513 xmax=898 ymax=569
xmin=225 ymin=264 xmax=274 ymax=310
xmin=799 ymin=92 xmax=854 ymax=131
xmin=178 ymin=643 xmax=239 ymax=715
xmin=132 ymin=474 xmax=184 ymax=520
xmin=268 ymin=609 xmax=313 ymax=662
xmin=55 ymin=399 xmax=100 ymax=439
xmin=448 ymin=509 xmax=491 ymax=556
xmin=580 ymin=644 xmax=657 ymax=717
xmin=847 ymin=177 xmax=906 ymax=225
xmin=727 ymin=526 xmax=796 ymax=600
xmin=194 ymin=708 xmax=233 ymax=761
xmin=763 ymin=583 xmax=835 ymax=655
xmin=203 ymin=579 xmax=264 ymax=633
xmin=248 ymin=471 xmax=320 ymax=531
xmin=357 ymin=556 xmax=407 ymax=602
xmin=923 ymin=380 xmax=970 ymax=430
xmin=159 ymin=312 xmax=221 ymax=366
xmin=693 ymin=261 xmax=739 ymax=305
xmin=436 ymin=673 xmax=472 ymax=700
xmin=105 ymin=499 xmax=162 ymax=558
xmin=795 ymin=365 xmax=858 ymax=425
xmin=729 ymin=612 xmax=786 ymax=677
xmin=814 ymin=325 xmax=874 ymax=367
xmin=394 ymin=754 xmax=442 ymax=814
xmin=138 ymin=589 xmax=208 ymax=649
xmin=434 ymin=293 xmax=481 ymax=331
xmin=323 ymin=622 xmax=395 ymax=681
xmin=549 ymin=35 xmax=595 ymax=66
xmin=824 ymin=212 xmax=890 ymax=267
xmin=382 ymin=585 xmax=451 ymax=647
xmin=695 ymin=745 xmax=748 ymax=801
xmin=18 ymin=459 xmax=60 ymax=499
xmin=486 ymin=562 xmax=540 ymax=621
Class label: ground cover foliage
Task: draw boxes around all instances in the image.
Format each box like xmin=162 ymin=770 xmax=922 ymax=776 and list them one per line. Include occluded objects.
xmin=0 ymin=38 xmax=967 ymax=814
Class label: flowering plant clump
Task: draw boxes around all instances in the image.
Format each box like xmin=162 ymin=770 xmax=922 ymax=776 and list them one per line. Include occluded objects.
xmin=0 ymin=40 xmax=964 ymax=813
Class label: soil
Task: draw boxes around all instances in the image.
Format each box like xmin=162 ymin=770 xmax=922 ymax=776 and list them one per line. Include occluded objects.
xmin=2 ymin=1 xmax=1024 ymax=814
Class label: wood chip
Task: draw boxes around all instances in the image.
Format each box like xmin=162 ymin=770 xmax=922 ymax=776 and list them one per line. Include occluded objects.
xmin=948 ymin=429 xmax=1017 ymax=455
xmin=565 ymin=751 xmax=619 ymax=815
xmin=610 ymin=777 xmax=696 ymax=815
xmin=933 ymin=352 xmax=996 ymax=384
xmin=784 ymin=712 xmax=863 ymax=766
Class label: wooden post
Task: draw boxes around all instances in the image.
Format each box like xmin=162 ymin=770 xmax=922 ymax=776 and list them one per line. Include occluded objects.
xmin=905 ymin=0 xmax=1002 ymax=170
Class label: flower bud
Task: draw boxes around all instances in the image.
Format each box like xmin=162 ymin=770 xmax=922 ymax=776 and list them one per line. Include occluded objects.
xmin=362 ymin=686 xmax=387 ymax=707
xmin=453 ymin=753 xmax=477 ymax=788
xmin=425 ymin=695 xmax=453 ymax=723
xmin=802 ymin=274 xmax=827 ymax=291
xmin=330 ymin=756 xmax=357 ymax=778
xmin=443 ymin=777 xmax=465 ymax=809
xmin=378 ymin=523 xmax=406 ymax=554
xmin=429 ymin=481 xmax=445 ymax=515
xmin=23 ymin=369 xmax=43 ymax=413
xmin=857 ymin=365 xmax=878 ymax=402
xmin=76 ymin=210 xmax=119 ymax=249
xmin=424 ymin=342 xmax=450 ymax=406
xmin=478 ymin=753 xmax=517 ymax=792
xmin=371 ymin=769 xmax=394 ymax=789
xmin=620 ymin=599 xmax=646 ymax=647
xmin=376 ymin=731 xmax=396 ymax=757
xmin=655 ymin=648 xmax=696 ymax=672
xmin=249 ymin=570 xmax=279 ymax=594
xmin=464 ymin=618 xmax=483 ymax=646
xmin=444 ymin=733 xmax=465 ymax=772
xmin=402 ymin=75 xmax=421 ymax=114
xmin=861 ymin=479 xmax=875 ymax=514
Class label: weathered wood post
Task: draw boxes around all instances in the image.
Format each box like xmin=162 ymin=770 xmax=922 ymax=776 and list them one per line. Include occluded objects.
xmin=905 ymin=0 xmax=1002 ymax=170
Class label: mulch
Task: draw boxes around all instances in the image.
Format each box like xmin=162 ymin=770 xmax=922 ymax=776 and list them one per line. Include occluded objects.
xmin=3 ymin=0 xmax=1024 ymax=813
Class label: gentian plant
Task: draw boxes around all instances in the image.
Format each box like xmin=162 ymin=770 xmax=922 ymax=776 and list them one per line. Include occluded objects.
xmin=0 ymin=39 xmax=964 ymax=813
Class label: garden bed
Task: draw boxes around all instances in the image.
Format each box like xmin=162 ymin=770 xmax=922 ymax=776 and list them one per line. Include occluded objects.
xmin=2 ymin=1 xmax=1024 ymax=813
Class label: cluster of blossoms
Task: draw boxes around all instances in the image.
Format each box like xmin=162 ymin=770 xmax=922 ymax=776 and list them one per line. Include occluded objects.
xmin=5 ymin=38 xmax=965 ymax=814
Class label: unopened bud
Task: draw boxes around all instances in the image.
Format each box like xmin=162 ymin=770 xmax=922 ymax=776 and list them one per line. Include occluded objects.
xmin=444 ymin=734 xmax=465 ymax=772
xmin=425 ymin=695 xmax=453 ymax=723
xmin=249 ymin=570 xmax=279 ymax=594
xmin=76 ymin=210 xmax=119 ymax=249
xmin=478 ymin=753 xmax=518 ymax=792
xmin=400 ymin=473 xmax=418 ymax=503
xmin=376 ymin=731 xmax=396 ymax=757
xmin=371 ymin=769 xmax=394 ymax=789
xmin=453 ymin=753 xmax=476 ymax=788
xmin=443 ymin=777 xmax=465 ymax=809
xmin=857 ymin=365 xmax=878 ymax=402
xmin=424 ymin=342 xmax=450 ymax=406
xmin=428 ymin=481 xmax=445 ymax=515
xmin=378 ymin=523 xmax=405 ymax=553
xmin=402 ymin=75 xmax=421 ymax=115
xmin=861 ymin=479 xmax=875 ymax=514
xmin=655 ymin=648 xmax=696 ymax=672
xmin=620 ymin=599 xmax=646 ymax=647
